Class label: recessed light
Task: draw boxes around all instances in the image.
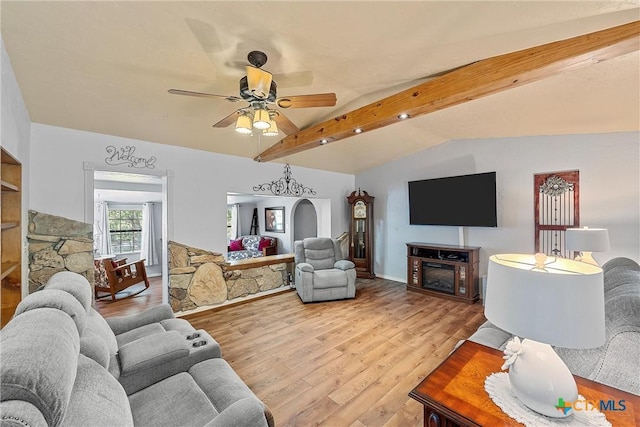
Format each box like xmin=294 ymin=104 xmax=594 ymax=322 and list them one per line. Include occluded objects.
xmin=354 ymin=128 xmax=363 ymax=134
xmin=398 ymin=113 xmax=410 ymax=120
xmin=320 ymin=139 xmax=329 ymax=145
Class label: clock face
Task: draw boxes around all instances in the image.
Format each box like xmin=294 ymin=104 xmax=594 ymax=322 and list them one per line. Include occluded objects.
xmin=354 ymin=200 xmax=367 ymax=218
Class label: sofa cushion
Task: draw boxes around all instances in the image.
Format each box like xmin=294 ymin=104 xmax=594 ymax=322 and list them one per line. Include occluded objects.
xmin=129 ymin=372 xmax=218 ymax=427
xmin=14 ymin=289 xmax=87 ymax=336
xmin=229 ymin=238 xmax=244 ymax=251
xmin=45 ymin=271 xmax=94 ymax=309
xmin=115 ymin=323 xmax=166 ymax=347
xmin=313 ymin=269 xmax=348 ymax=289
xmin=160 ymin=318 xmax=198 ymax=335
xmin=242 ymin=235 xmax=260 ymax=251
xmin=80 ymin=329 xmax=111 ymax=368
xmin=86 ymin=307 xmax=119 ymax=356
xmin=304 ymin=247 xmax=336 ymax=270
xmin=118 ymin=331 xmax=189 ymax=376
xmin=258 ymin=237 xmax=273 ymax=251
xmin=60 ymin=355 xmax=134 ymax=427
xmin=0 ymin=309 xmax=80 ymax=427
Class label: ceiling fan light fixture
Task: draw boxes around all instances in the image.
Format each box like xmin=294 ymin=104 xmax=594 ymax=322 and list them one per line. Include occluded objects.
xmin=235 ymin=113 xmax=253 ymax=135
xmin=253 ymin=108 xmax=271 ymax=130
xmin=263 ymin=118 xmax=279 ymax=136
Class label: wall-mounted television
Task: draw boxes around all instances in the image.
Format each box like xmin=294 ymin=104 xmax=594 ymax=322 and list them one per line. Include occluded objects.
xmin=408 ymin=172 xmax=497 ymax=227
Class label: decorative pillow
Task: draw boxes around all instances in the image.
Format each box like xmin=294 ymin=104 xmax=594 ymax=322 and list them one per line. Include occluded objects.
xmin=242 ymin=235 xmax=260 ymax=251
xmin=229 ymin=239 xmax=244 ymax=251
xmin=258 ymin=237 xmax=273 ymax=251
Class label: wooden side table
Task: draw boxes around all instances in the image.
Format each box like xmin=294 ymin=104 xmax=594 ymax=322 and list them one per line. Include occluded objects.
xmin=409 ymin=340 xmax=640 ymax=427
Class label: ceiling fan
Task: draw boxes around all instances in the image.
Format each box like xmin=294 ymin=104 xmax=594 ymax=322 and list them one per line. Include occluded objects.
xmin=168 ymin=50 xmax=337 ymax=136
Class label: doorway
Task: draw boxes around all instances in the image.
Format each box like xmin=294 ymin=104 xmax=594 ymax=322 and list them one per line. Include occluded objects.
xmin=85 ymin=166 xmax=169 ymax=304
xmin=293 ymin=199 xmax=317 ymax=241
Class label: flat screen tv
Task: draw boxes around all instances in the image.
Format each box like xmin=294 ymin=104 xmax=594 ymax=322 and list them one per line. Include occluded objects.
xmin=408 ymin=172 xmax=497 ymax=227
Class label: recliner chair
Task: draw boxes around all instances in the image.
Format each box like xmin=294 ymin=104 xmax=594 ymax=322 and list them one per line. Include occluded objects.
xmin=294 ymin=237 xmax=356 ymax=303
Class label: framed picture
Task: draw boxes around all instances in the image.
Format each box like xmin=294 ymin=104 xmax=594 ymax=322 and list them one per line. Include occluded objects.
xmin=265 ymin=206 xmax=285 ymax=233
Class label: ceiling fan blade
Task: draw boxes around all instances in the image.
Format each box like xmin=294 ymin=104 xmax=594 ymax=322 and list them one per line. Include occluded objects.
xmin=275 ymin=93 xmax=337 ymax=109
xmin=168 ymin=89 xmax=242 ymax=103
xmin=272 ymin=111 xmax=300 ymax=135
xmin=212 ymin=110 xmax=242 ymax=128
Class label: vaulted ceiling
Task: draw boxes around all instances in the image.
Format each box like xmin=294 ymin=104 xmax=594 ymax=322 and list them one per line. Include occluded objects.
xmin=2 ymin=1 xmax=639 ymax=174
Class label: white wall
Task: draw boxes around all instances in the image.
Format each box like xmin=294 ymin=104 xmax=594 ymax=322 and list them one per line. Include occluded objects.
xmin=29 ymin=124 xmax=354 ymax=255
xmin=356 ymin=132 xmax=640 ymax=282
xmin=1 ymin=38 xmax=32 ymax=293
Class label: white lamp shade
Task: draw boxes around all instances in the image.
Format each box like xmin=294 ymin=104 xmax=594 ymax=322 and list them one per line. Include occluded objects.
xmin=485 ymin=254 xmax=605 ymax=349
xmin=246 ymin=66 xmax=273 ymax=99
xmin=565 ymin=227 xmax=610 ymax=252
xmin=234 ymin=113 xmax=253 ymax=135
xmin=252 ymin=108 xmax=271 ymax=129
xmin=263 ymin=118 xmax=279 ymax=136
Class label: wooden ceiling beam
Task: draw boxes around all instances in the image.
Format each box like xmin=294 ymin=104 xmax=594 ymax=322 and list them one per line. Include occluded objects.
xmin=255 ymin=20 xmax=640 ymax=163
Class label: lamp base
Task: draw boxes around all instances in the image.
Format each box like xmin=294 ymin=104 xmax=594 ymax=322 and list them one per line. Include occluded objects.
xmin=508 ymin=339 xmax=578 ymax=418
xmin=574 ymin=251 xmax=600 ymax=266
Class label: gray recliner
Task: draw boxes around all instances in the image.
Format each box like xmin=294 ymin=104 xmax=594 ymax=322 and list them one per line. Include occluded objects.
xmin=294 ymin=237 xmax=357 ymax=303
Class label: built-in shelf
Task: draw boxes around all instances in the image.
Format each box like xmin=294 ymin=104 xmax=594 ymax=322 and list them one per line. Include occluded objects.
xmin=2 ymin=147 xmax=22 ymax=327
xmin=1 ymin=262 xmax=19 ymax=281
xmin=1 ymin=180 xmax=19 ymax=192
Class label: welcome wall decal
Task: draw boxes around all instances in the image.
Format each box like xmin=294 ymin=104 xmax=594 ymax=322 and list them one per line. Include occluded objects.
xmin=253 ymin=164 xmax=316 ymax=197
xmin=104 ymin=145 xmax=157 ymax=169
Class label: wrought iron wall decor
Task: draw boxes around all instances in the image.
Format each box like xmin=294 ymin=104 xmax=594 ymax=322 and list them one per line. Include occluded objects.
xmin=253 ymin=164 xmax=316 ymax=196
xmin=534 ymin=170 xmax=580 ymax=257
xmin=105 ymin=145 xmax=157 ymax=169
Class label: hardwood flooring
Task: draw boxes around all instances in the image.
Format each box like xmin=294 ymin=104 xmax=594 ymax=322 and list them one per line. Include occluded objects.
xmin=96 ymin=277 xmax=486 ymax=427
xmin=94 ymin=276 xmax=163 ymax=317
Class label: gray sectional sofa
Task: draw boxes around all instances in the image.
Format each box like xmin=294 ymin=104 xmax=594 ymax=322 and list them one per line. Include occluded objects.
xmin=467 ymin=257 xmax=640 ymax=396
xmin=0 ymin=271 xmax=274 ymax=427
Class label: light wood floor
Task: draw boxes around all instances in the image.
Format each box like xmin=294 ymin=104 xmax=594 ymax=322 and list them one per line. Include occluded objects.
xmin=97 ymin=277 xmax=486 ymax=427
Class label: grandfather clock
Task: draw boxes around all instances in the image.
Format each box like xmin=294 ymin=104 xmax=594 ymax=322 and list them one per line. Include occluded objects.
xmin=347 ymin=189 xmax=375 ymax=279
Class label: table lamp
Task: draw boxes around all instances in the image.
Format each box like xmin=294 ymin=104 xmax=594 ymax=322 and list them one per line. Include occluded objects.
xmin=484 ymin=253 xmax=604 ymax=418
xmin=565 ymin=227 xmax=610 ymax=266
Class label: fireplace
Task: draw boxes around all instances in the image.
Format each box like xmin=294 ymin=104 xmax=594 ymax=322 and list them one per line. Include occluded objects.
xmin=422 ymin=262 xmax=455 ymax=295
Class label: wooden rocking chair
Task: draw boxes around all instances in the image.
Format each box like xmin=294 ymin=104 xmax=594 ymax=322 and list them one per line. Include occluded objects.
xmin=96 ymin=257 xmax=150 ymax=301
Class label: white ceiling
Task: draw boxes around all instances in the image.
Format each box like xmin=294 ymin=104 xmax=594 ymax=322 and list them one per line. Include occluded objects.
xmin=2 ymin=1 xmax=639 ymax=174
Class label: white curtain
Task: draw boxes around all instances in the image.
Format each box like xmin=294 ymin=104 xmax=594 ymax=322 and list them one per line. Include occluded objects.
xmin=141 ymin=202 xmax=160 ymax=266
xmin=229 ymin=204 xmax=240 ymax=240
xmin=94 ymin=201 xmax=111 ymax=256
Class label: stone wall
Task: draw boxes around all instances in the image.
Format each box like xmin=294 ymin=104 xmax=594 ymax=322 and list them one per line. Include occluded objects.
xmin=169 ymin=241 xmax=291 ymax=313
xmin=27 ymin=210 xmax=94 ymax=293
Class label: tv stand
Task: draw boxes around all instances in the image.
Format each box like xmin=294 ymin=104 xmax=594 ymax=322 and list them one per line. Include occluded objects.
xmin=406 ymin=242 xmax=480 ymax=304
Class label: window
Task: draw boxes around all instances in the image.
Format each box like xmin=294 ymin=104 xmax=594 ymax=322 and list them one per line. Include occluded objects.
xmin=227 ymin=206 xmax=233 ymax=240
xmin=109 ymin=209 xmax=142 ymax=254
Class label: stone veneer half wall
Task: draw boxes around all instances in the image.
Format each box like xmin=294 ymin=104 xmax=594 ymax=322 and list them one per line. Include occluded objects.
xmin=169 ymin=241 xmax=291 ymax=313
xmin=27 ymin=210 xmax=94 ymax=293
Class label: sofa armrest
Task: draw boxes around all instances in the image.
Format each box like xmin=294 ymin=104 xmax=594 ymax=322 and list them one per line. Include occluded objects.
xmin=296 ymin=262 xmax=314 ymax=273
xmin=117 ymin=329 xmax=221 ymax=395
xmin=262 ymin=245 xmax=277 ymax=256
xmin=334 ymin=260 xmax=355 ymax=270
xmin=106 ymin=304 xmax=175 ymax=335
xmin=118 ymin=331 xmax=189 ymax=376
xmin=203 ymin=398 xmax=271 ymax=427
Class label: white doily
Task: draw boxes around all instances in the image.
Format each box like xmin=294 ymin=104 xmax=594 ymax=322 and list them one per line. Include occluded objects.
xmin=484 ymin=372 xmax=611 ymax=427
